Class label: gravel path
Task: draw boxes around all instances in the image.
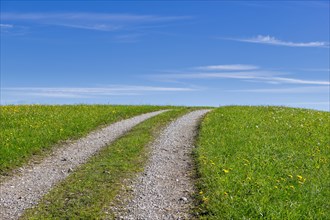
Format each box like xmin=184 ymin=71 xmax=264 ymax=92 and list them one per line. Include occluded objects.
xmin=0 ymin=110 xmax=167 ymax=220
xmin=118 ymin=109 xmax=210 ymax=220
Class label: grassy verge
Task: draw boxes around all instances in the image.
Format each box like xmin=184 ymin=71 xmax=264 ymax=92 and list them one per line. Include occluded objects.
xmin=195 ymin=106 xmax=329 ymax=219
xmin=21 ymin=108 xmax=192 ymax=219
xmin=0 ymin=105 xmax=166 ymax=175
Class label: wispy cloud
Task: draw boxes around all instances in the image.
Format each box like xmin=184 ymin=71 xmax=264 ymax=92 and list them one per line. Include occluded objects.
xmin=227 ymin=86 xmax=329 ymax=93
xmin=1 ymin=12 xmax=190 ymax=22
xmin=228 ymin=35 xmax=329 ymax=48
xmin=155 ymin=70 xmax=280 ymax=79
xmin=0 ymin=23 xmax=15 ymax=34
xmin=195 ymin=64 xmax=259 ymax=71
xmin=299 ymin=68 xmax=330 ymax=72
xmin=265 ymin=77 xmax=330 ymax=85
xmin=0 ymin=23 xmax=14 ymax=28
xmin=2 ymin=85 xmax=196 ymax=98
xmin=56 ymin=23 xmax=122 ymax=31
xmin=156 ymin=70 xmax=329 ymax=85
xmin=1 ymin=12 xmax=190 ymax=32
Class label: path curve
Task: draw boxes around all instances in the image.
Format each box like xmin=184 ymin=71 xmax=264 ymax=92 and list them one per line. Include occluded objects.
xmin=0 ymin=110 xmax=167 ymax=220
xmin=119 ymin=109 xmax=210 ymax=220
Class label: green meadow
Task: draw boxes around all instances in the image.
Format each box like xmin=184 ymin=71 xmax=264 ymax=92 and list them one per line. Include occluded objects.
xmin=0 ymin=105 xmax=166 ymax=175
xmin=1 ymin=105 xmax=329 ymax=219
xmin=22 ymin=108 xmax=191 ymax=219
xmin=195 ymin=106 xmax=329 ymax=219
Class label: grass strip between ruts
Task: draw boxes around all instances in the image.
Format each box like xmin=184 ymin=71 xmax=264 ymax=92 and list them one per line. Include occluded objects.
xmin=194 ymin=106 xmax=330 ymax=219
xmin=0 ymin=105 xmax=168 ymax=176
xmin=21 ymin=108 xmax=192 ymax=219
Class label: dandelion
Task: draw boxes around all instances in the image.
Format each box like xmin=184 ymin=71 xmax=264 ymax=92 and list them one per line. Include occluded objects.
xmin=199 ymin=191 xmax=203 ymax=195
xmin=297 ymin=175 xmax=306 ymax=184
xmin=243 ymin=159 xmax=250 ymax=164
xmin=223 ymin=169 xmax=230 ymax=173
xmin=202 ymin=196 xmax=209 ymax=203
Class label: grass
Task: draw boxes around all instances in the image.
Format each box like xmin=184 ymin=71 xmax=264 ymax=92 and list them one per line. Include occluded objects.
xmin=0 ymin=105 xmax=167 ymax=175
xmin=195 ymin=106 xmax=330 ymax=219
xmin=21 ymin=108 xmax=192 ymax=219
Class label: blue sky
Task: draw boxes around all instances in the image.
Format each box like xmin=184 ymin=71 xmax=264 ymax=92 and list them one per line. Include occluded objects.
xmin=1 ymin=1 xmax=329 ymax=110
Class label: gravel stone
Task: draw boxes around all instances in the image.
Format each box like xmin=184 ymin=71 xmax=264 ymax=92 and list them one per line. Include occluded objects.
xmin=117 ymin=110 xmax=210 ymax=220
xmin=0 ymin=110 xmax=167 ymax=220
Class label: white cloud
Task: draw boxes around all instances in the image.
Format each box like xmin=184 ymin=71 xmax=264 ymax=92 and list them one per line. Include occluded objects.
xmin=227 ymin=86 xmax=329 ymax=93
xmin=56 ymin=23 xmax=121 ymax=31
xmin=196 ymin=64 xmax=259 ymax=71
xmin=156 ymin=70 xmax=329 ymax=85
xmin=230 ymin=35 xmax=329 ymax=48
xmin=0 ymin=23 xmax=14 ymax=33
xmin=2 ymin=13 xmax=190 ymax=22
xmin=0 ymin=23 xmax=29 ymax=35
xmin=1 ymin=12 xmax=190 ymax=32
xmin=299 ymin=68 xmax=330 ymax=72
xmin=0 ymin=23 xmax=13 ymax=28
xmin=267 ymin=77 xmax=330 ymax=85
xmin=155 ymin=70 xmax=278 ymax=79
xmin=2 ymin=85 xmax=196 ymax=98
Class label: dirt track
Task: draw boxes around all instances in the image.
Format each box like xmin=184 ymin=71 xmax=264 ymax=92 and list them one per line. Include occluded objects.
xmin=0 ymin=110 xmax=167 ymax=220
xmin=118 ymin=109 xmax=210 ymax=219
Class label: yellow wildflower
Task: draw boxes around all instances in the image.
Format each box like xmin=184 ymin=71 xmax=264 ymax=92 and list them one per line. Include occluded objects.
xmin=243 ymin=159 xmax=250 ymax=163
xmin=223 ymin=169 xmax=230 ymax=173
xmin=202 ymin=196 xmax=209 ymax=203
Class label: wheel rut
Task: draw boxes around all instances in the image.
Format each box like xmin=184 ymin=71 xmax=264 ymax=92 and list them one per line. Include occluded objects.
xmin=0 ymin=110 xmax=167 ymax=220
xmin=117 ymin=109 xmax=211 ymax=220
